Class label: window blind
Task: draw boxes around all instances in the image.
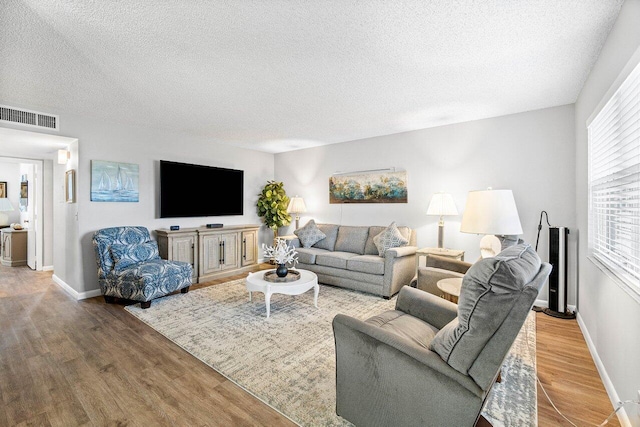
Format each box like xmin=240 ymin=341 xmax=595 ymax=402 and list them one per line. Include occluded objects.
xmin=588 ymin=60 xmax=640 ymax=293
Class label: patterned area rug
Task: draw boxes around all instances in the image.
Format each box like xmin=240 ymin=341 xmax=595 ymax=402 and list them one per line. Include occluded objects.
xmin=125 ymin=279 xmax=537 ymax=426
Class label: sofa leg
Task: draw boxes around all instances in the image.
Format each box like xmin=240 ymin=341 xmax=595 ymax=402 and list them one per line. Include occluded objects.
xmin=140 ymin=301 xmax=152 ymax=309
xmin=181 ymin=286 xmax=190 ymax=294
xmin=104 ymin=295 xmax=116 ymax=304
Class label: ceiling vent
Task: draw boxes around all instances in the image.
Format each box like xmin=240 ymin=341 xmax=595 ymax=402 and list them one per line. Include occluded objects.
xmin=0 ymin=105 xmax=59 ymax=131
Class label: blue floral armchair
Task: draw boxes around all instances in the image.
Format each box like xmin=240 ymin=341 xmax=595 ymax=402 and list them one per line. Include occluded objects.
xmin=93 ymin=226 xmax=192 ymax=308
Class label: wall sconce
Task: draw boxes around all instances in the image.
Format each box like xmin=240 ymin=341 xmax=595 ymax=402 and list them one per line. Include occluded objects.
xmin=57 ymin=149 xmax=70 ymax=165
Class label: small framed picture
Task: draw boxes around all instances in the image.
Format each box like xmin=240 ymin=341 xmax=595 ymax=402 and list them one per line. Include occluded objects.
xmin=65 ymin=170 xmax=76 ymax=203
xmin=0 ymin=182 xmax=6 ymax=198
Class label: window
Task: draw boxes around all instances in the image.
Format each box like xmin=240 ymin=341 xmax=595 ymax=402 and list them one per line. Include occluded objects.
xmin=588 ymin=60 xmax=640 ymax=295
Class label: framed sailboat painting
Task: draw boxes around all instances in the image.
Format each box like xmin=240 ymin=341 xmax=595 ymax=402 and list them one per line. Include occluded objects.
xmin=90 ymin=160 xmax=139 ymax=202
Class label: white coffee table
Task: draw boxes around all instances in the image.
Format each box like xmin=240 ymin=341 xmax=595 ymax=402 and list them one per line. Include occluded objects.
xmin=246 ymin=269 xmax=319 ymax=318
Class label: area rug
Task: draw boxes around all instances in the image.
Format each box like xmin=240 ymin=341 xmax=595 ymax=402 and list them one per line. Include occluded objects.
xmin=125 ymin=279 xmax=537 ymax=426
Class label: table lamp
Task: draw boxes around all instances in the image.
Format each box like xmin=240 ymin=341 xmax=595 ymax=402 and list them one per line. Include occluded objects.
xmin=287 ymin=196 xmax=307 ymax=230
xmin=426 ymin=192 xmax=458 ymax=248
xmin=460 ymin=188 xmax=523 ymax=258
xmin=0 ymin=198 xmax=15 ymax=226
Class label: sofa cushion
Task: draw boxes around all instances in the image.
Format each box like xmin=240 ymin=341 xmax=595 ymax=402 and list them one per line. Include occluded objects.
xmin=296 ymin=247 xmax=330 ymax=264
xmin=347 ymin=255 xmax=385 ymax=275
xmin=366 ymin=310 xmax=439 ymax=349
xmin=373 ymin=222 xmax=409 ymax=256
xmin=365 ymin=225 xmax=412 ymax=255
xmin=294 ymin=219 xmax=326 ymax=248
xmin=430 ymin=243 xmax=541 ymax=374
xmin=334 ymin=226 xmax=369 ymax=255
xmin=110 ymin=241 xmax=161 ymax=273
xmin=313 ymin=224 xmax=339 ymax=251
xmin=316 ymin=251 xmax=358 ymax=269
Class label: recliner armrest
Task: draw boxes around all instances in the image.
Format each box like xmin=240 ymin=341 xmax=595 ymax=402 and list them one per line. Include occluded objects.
xmin=333 ymin=313 xmax=481 ymax=396
xmin=426 ymin=254 xmax=472 ymax=274
xmin=395 ymin=286 xmax=458 ymax=329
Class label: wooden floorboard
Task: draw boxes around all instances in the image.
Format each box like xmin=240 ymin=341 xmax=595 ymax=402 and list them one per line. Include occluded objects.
xmin=0 ymin=263 xmax=619 ymax=426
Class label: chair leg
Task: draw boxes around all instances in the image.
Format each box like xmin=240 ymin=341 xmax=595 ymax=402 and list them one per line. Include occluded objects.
xmin=140 ymin=301 xmax=152 ymax=309
xmin=181 ymin=286 xmax=190 ymax=294
xmin=104 ymin=295 xmax=116 ymax=304
xmin=475 ymin=415 xmax=493 ymax=427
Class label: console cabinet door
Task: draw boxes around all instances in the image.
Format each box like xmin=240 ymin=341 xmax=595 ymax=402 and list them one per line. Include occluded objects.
xmin=172 ymin=235 xmax=198 ymax=281
xmin=241 ymin=230 xmax=257 ymax=266
xmin=219 ymin=233 xmax=239 ymax=271
xmin=201 ymin=234 xmax=222 ymax=275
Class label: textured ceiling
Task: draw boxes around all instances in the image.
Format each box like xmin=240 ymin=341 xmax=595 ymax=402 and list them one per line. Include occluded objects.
xmin=0 ymin=0 xmax=624 ymax=153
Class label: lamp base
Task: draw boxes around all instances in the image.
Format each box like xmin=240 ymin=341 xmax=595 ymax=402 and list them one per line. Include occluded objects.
xmin=0 ymin=212 xmax=9 ymax=227
xmin=479 ymin=235 xmax=501 ymax=258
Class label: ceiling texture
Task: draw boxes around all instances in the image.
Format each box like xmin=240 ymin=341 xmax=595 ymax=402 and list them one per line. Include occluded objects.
xmin=0 ymin=0 xmax=624 ymax=153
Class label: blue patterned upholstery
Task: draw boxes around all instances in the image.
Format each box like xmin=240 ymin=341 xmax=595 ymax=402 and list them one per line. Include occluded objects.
xmin=93 ymin=226 xmax=192 ymax=306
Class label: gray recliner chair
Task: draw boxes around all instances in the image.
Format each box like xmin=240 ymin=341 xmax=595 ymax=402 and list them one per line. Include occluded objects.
xmin=333 ymin=243 xmax=551 ymax=427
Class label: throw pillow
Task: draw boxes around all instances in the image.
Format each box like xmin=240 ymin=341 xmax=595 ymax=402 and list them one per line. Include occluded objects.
xmin=110 ymin=241 xmax=161 ymax=273
xmin=294 ymin=219 xmax=327 ymax=248
xmin=373 ymin=221 xmax=409 ymax=256
xmin=429 ymin=243 xmax=541 ymax=375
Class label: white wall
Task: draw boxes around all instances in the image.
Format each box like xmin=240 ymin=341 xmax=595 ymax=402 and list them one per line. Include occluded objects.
xmin=0 ymin=161 xmax=21 ymax=224
xmin=275 ymin=104 xmax=577 ymax=304
xmin=40 ymin=114 xmax=276 ymax=294
xmin=574 ymin=0 xmax=640 ymax=424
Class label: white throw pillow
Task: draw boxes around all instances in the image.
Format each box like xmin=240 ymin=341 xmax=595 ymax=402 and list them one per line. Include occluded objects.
xmin=373 ymin=221 xmax=409 ymax=256
xmin=294 ymin=219 xmax=327 ymax=248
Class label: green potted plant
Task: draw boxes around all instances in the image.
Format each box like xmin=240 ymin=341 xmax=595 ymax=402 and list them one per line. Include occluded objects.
xmin=257 ymin=181 xmax=292 ymax=241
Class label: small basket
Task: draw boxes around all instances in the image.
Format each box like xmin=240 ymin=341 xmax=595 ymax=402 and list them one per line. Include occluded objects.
xmin=263 ymin=270 xmax=301 ymax=283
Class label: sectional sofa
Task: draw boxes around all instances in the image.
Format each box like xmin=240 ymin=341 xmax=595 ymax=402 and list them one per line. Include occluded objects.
xmin=284 ymin=223 xmax=417 ymax=298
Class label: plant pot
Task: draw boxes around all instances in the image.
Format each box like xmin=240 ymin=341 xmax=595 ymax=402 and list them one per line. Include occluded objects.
xmin=276 ymin=264 xmax=288 ymax=277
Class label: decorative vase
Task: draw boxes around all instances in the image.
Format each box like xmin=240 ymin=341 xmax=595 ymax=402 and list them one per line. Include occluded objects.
xmin=276 ymin=263 xmax=288 ymax=277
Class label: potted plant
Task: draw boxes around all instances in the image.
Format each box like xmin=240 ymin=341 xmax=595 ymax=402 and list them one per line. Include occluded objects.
xmin=257 ymin=181 xmax=292 ymax=241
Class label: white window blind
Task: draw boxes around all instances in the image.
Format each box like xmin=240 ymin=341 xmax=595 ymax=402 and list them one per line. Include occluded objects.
xmin=588 ymin=60 xmax=640 ymax=293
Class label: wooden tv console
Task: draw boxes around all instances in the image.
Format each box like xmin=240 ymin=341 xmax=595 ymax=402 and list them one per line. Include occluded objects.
xmin=156 ymin=224 xmax=259 ymax=284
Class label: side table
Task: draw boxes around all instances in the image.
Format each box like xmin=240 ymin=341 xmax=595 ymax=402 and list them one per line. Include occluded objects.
xmin=437 ymin=277 xmax=463 ymax=304
xmin=415 ymin=247 xmax=465 ymax=270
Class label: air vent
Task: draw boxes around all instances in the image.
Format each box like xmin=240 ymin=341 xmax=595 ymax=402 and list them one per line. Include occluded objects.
xmin=0 ymin=105 xmax=59 ymax=131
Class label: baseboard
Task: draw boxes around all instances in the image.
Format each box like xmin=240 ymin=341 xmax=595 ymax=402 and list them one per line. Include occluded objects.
xmin=576 ymin=313 xmax=630 ymax=427
xmin=52 ymin=274 xmax=102 ymax=301
xmin=42 ymin=265 xmax=54 ymax=271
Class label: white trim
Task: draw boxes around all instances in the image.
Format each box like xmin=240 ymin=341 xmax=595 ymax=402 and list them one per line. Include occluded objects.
xmin=576 ymin=313 xmax=631 ymax=427
xmin=42 ymin=265 xmax=53 ymax=271
xmin=52 ymin=274 xmax=102 ymax=300
xmin=587 ymin=44 xmax=640 ymax=126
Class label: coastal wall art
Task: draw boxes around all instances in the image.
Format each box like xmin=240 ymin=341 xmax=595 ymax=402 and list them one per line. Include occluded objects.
xmin=91 ymin=160 xmax=139 ymax=202
xmin=329 ymin=170 xmax=408 ymax=204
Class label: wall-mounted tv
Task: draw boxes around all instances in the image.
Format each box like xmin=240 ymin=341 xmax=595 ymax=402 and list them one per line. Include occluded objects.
xmin=160 ymin=160 xmax=244 ymax=218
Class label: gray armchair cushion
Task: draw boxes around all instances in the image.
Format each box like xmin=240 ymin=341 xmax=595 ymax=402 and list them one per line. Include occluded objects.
xmin=334 ymin=226 xmax=369 ymax=254
xmin=294 ymin=219 xmax=326 ymax=248
xmin=430 ymin=243 xmax=541 ymax=375
xmin=365 ymin=310 xmax=439 ymax=349
xmin=313 ymin=223 xmax=339 ymax=251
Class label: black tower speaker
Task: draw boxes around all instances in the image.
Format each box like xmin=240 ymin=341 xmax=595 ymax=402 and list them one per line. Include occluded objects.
xmin=545 ymin=227 xmax=575 ymax=319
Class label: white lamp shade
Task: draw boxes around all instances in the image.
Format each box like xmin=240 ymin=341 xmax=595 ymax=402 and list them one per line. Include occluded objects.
xmin=0 ymin=198 xmax=15 ymax=212
xmin=426 ymin=192 xmax=458 ymax=216
xmin=287 ymin=196 xmax=307 ymax=214
xmin=460 ymin=189 xmax=523 ymax=235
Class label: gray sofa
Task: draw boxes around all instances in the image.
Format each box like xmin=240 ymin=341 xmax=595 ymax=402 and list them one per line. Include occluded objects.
xmin=284 ymin=224 xmax=417 ymax=298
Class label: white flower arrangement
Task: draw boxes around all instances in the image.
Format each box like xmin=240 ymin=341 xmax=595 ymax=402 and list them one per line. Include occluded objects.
xmin=262 ymin=238 xmax=298 ymax=266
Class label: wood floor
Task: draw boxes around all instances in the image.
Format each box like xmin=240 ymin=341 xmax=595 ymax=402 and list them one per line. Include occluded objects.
xmin=0 ymin=263 xmax=619 ymax=426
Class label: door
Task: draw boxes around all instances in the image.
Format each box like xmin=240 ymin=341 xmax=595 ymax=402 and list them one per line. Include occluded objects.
xmin=172 ymin=234 xmax=197 ymax=281
xmin=242 ymin=230 xmax=257 ymax=266
xmin=200 ymin=234 xmax=221 ymax=275
xmin=219 ymin=233 xmax=238 ymax=271
xmin=24 ymin=164 xmax=36 ymax=270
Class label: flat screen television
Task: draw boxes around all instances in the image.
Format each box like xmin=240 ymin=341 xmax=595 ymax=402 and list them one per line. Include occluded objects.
xmin=160 ymin=160 xmax=244 ymax=218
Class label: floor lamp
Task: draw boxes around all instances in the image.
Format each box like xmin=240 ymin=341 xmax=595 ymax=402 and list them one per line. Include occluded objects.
xmin=460 ymin=189 xmax=523 ymax=258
